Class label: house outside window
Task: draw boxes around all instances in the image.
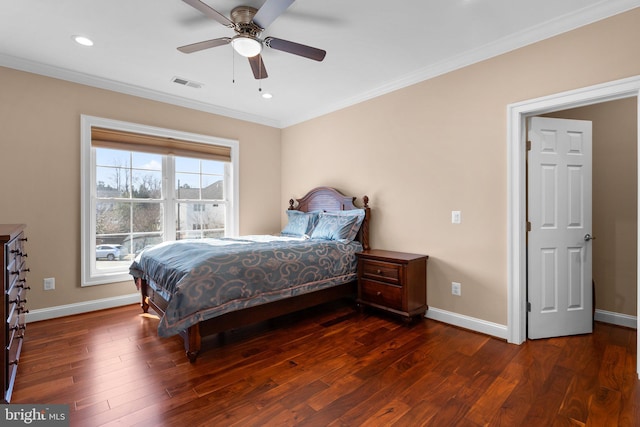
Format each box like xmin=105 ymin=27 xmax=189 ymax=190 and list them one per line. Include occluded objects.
xmin=81 ymin=116 xmax=239 ymax=286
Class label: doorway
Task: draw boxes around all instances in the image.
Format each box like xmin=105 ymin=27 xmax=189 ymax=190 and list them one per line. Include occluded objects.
xmin=506 ymin=75 xmax=640 ymax=376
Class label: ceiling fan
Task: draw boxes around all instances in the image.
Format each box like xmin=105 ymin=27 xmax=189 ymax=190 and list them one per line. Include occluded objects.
xmin=178 ymin=0 xmax=327 ymax=80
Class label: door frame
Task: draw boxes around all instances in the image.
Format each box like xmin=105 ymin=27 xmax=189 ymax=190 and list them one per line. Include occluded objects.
xmin=506 ymin=75 xmax=640 ymax=376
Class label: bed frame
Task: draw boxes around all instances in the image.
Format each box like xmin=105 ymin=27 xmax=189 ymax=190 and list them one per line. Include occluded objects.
xmin=135 ymin=187 xmax=370 ymax=362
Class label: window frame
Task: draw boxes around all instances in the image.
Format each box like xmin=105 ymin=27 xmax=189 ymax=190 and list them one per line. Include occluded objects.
xmin=81 ymin=115 xmax=239 ymax=286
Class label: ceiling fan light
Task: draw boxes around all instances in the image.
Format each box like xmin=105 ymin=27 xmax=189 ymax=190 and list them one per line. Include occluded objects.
xmin=231 ymin=36 xmax=262 ymax=58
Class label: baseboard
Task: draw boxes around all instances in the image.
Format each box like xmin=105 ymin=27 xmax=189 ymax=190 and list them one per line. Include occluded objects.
xmin=25 ymin=293 xmax=140 ymax=323
xmin=425 ymin=307 xmax=508 ymax=340
xmin=24 ymin=296 xmax=638 ymax=332
xmin=594 ymin=309 xmax=637 ymax=329
xmin=425 ymin=307 xmax=637 ymax=341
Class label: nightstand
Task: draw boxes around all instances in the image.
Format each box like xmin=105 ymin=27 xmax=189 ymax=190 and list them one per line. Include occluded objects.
xmin=356 ymin=249 xmax=428 ymax=321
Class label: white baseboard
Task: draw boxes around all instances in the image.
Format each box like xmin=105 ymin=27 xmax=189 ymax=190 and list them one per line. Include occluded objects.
xmin=25 ymin=297 xmax=638 ymax=332
xmin=425 ymin=307 xmax=508 ymax=340
xmin=25 ymin=293 xmax=140 ymax=323
xmin=594 ymin=309 xmax=637 ymax=329
xmin=425 ymin=307 xmax=638 ymax=342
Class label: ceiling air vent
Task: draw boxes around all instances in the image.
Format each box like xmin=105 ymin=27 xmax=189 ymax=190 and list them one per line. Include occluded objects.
xmin=171 ymin=76 xmax=203 ymax=89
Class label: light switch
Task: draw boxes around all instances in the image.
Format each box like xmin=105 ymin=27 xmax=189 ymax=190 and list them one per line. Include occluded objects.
xmin=452 ymin=211 xmax=461 ymax=224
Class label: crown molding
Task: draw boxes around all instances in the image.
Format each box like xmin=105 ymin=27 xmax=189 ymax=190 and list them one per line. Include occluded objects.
xmin=280 ymin=0 xmax=640 ymax=127
xmin=1 ymin=0 xmax=638 ymax=129
xmin=0 ymin=53 xmax=282 ymax=128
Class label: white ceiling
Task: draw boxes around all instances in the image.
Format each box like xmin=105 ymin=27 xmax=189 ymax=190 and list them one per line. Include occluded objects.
xmin=1 ymin=0 xmax=638 ymax=128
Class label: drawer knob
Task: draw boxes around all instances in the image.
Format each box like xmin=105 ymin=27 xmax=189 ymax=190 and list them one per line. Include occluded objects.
xmin=376 ymin=291 xmax=382 ymax=296
xmin=376 ymin=269 xmax=383 ymax=275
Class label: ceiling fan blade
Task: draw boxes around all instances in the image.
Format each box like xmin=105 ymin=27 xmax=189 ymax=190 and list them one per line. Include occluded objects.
xmin=248 ymin=55 xmax=268 ymax=80
xmin=182 ymin=0 xmax=234 ymax=28
xmin=178 ymin=37 xmax=231 ymax=53
xmin=264 ymin=37 xmax=326 ymax=62
xmin=252 ymin=0 xmax=295 ymax=29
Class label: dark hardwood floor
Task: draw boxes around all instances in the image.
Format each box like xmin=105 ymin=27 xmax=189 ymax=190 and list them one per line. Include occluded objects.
xmin=12 ymin=302 xmax=640 ymax=426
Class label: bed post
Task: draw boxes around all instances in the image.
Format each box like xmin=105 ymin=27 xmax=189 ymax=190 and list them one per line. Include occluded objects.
xmin=136 ymin=278 xmax=150 ymax=313
xmin=185 ymin=324 xmax=201 ymax=363
xmin=361 ymin=195 xmax=371 ymax=251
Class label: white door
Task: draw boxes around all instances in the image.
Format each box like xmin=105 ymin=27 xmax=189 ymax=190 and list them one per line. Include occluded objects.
xmin=527 ymin=116 xmax=593 ymax=339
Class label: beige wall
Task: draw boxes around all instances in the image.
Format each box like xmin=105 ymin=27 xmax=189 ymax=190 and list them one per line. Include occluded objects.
xmin=2 ymin=8 xmax=639 ymax=325
xmin=0 ymin=67 xmax=282 ymax=310
xmin=281 ymin=8 xmax=640 ymax=324
xmin=546 ymin=98 xmax=638 ymax=315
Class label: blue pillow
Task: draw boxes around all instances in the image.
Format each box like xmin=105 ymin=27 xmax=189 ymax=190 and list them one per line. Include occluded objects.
xmin=281 ymin=210 xmax=318 ymax=237
xmin=310 ymin=209 xmax=365 ymax=241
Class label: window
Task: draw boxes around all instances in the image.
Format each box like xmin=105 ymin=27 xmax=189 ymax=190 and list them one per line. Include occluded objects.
xmin=81 ymin=116 xmax=239 ymax=286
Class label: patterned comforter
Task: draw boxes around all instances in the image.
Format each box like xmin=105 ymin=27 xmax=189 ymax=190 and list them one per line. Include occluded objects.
xmin=129 ymin=235 xmax=362 ymax=337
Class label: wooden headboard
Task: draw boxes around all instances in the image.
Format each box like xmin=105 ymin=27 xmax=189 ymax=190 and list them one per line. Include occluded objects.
xmin=288 ymin=186 xmax=370 ymax=251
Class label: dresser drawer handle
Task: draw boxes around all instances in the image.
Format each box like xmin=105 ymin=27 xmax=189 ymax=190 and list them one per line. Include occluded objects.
xmin=376 ymin=269 xmax=383 ymax=275
xmin=376 ymin=291 xmax=382 ymax=296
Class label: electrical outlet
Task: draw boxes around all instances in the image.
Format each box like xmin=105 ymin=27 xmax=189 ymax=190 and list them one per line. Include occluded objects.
xmin=44 ymin=277 xmax=55 ymax=291
xmin=452 ymin=211 xmax=461 ymax=224
xmin=452 ymin=281 xmax=461 ymax=296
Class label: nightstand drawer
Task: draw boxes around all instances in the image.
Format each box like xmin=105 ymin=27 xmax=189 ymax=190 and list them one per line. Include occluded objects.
xmin=361 ymin=260 xmax=401 ymax=285
xmin=360 ymin=279 xmax=402 ymax=310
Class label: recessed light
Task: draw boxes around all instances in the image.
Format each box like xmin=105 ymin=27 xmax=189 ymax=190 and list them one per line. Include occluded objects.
xmin=261 ymin=92 xmax=273 ymax=99
xmin=73 ymin=35 xmax=94 ymax=47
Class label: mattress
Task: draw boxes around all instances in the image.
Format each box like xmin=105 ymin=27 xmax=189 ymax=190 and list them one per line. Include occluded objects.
xmin=130 ymin=235 xmax=362 ymax=336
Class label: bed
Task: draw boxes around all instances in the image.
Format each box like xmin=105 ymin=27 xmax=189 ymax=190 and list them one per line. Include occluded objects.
xmin=130 ymin=186 xmax=370 ymax=362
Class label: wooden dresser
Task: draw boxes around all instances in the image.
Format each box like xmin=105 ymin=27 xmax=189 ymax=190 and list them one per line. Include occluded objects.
xmin=1 ymin=224 xmax=28 ymax=403
xmin=356 ymin=249 xmax=428 ymax=321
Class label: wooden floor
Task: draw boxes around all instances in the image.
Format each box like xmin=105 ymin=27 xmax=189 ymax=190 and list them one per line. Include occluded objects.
xmin=12 ymin=302 xmax=640 ymax=426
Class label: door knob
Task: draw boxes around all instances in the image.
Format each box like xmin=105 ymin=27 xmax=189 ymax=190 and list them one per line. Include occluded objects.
xmin=584 ymin=233 xmax=596 ymax=241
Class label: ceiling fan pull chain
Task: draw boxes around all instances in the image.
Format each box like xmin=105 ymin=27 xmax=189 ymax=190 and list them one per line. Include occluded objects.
xmin=258 ymin=58 xmax=263 ymax=93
